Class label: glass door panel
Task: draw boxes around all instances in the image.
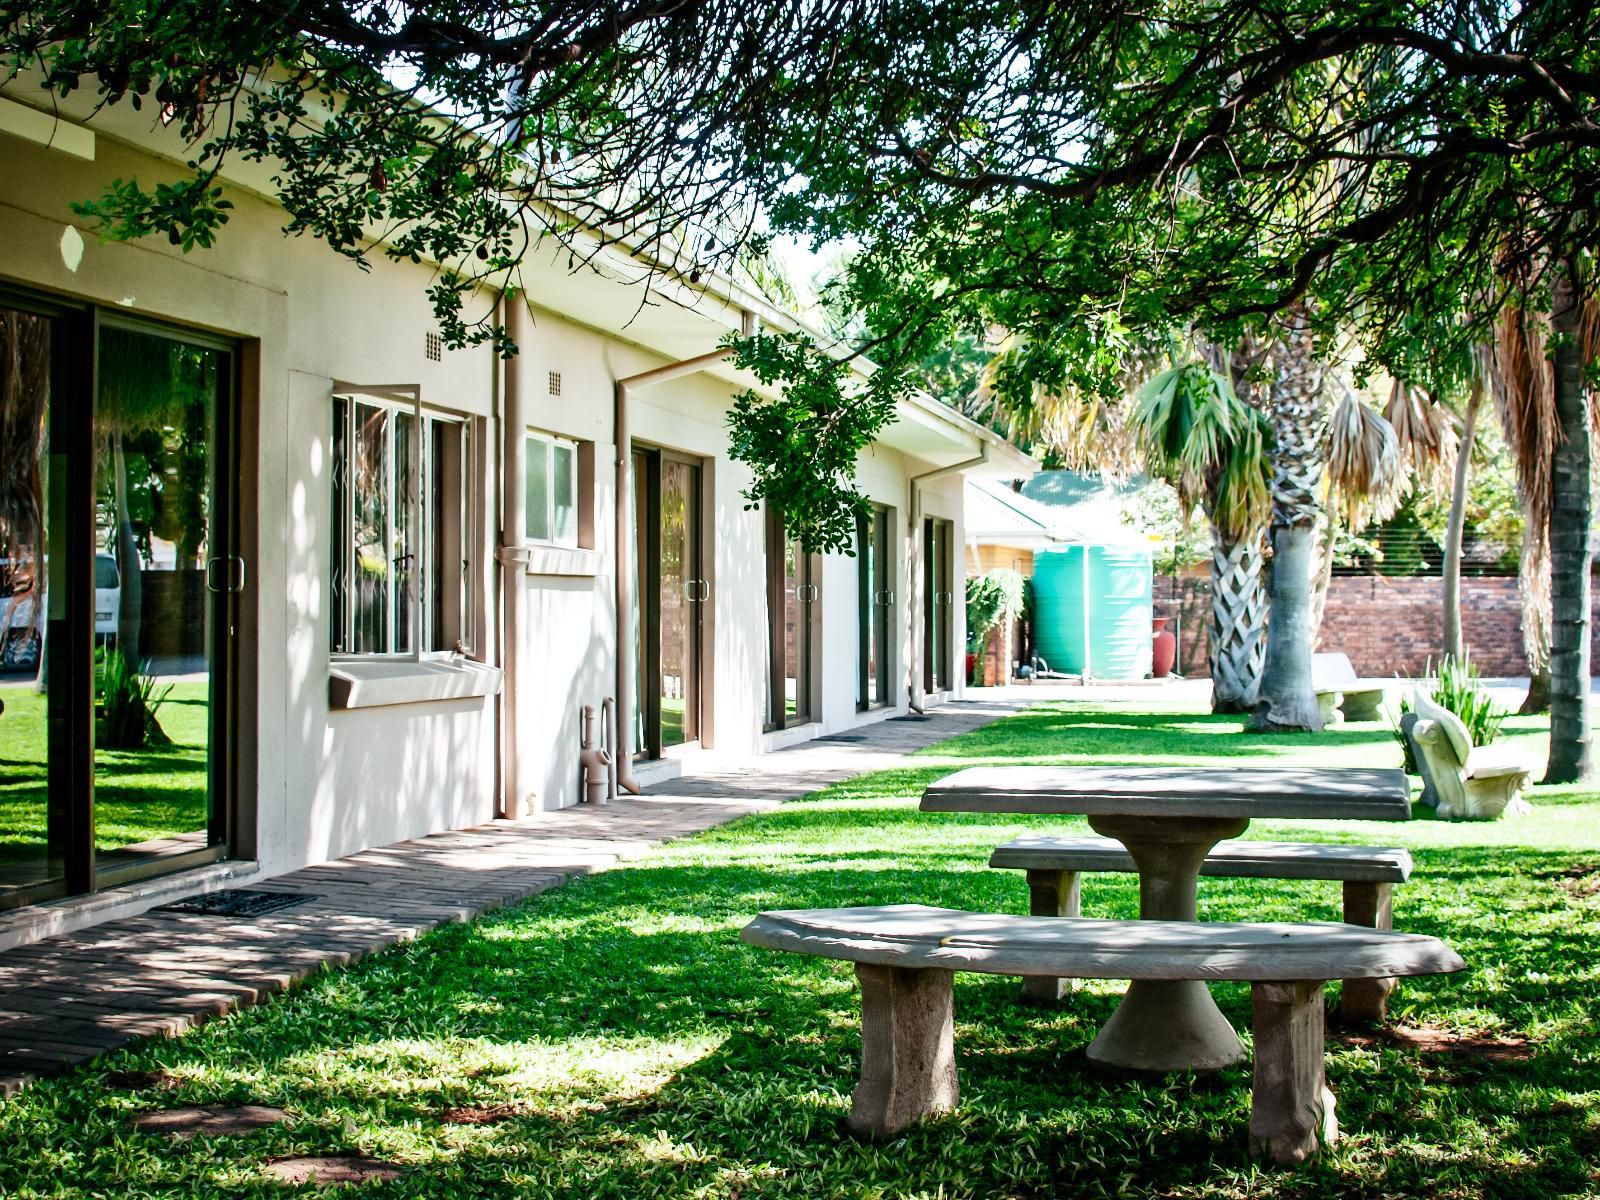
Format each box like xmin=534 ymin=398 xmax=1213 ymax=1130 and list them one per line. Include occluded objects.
xmin=765 ymin=510 xmax=815 ymax=730
xmin=0 ymin=307 xmax=65 ymax=904
xmin=658 ymin=459 xmax=699 ymax=749
xmin=92 ymin=324 xmax=227 ymax=879
xmin=857 ymin=506 xmax=892 ymax=710
xmin=631 ymin=448 xmax=650 ymax=758
xmin=924 ymin=518 xmax=953 ymax=691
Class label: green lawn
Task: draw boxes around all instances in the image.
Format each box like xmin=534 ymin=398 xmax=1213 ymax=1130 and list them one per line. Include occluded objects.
xmin=1 ymin=701 xmax=1598 ymax=1198
xmin=0 ymin=682 xmax=210 ymax=854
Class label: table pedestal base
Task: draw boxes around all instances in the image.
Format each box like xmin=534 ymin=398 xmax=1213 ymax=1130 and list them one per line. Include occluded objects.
xmin=1087 ymin=979 xmax=1245 ymax=1071
xmin=1085 ymin=813 xmax=1251 ymax=1073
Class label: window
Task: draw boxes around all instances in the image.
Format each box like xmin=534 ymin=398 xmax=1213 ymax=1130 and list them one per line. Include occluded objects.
xmin=331 ymin=390 xmax=475 ymax=656
xmin=526 ymin=430 xmax=578 ymax=547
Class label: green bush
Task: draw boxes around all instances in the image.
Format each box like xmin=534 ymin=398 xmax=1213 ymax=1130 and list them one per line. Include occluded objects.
xmin=97 ymin=647 xmax=173 ymax=750
xmin=965 ymin=569 xmax=1023 ymax=651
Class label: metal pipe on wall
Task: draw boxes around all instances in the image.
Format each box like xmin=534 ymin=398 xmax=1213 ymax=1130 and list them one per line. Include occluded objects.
xmin=497 ymin=294 xmax=532 ymax=817
xmin=906 ymin=446 xmax=988 ymax=710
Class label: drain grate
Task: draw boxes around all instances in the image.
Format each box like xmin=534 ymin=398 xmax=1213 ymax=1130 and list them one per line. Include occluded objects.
xmin=155 ymin=889 xmax=317 ymax=918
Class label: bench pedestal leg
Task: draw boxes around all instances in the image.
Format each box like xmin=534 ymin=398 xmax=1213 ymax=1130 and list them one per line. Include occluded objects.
xmin=1023 ymin=869 xmax=1081 ymax=1002
xmin=849 ymin=964 xmax=958 ymax=1138
xmin=1249 ymin=980 xmax=1338 ymax=1165
xmin=1339 ymin=881 xmax=1395 ymax=1023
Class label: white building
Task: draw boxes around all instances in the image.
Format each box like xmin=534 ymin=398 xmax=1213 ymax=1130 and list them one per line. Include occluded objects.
xmin=0 ymin=91 xmax=1033 ymax=945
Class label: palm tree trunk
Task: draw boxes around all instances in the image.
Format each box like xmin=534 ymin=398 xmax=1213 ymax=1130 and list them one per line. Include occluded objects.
xmin=1251 ymin=311 xmax=1327 ymax=732
xmin=1543 ymin=261 xmax=1593 ymax=783
xmin=1209 ymin=525 xmax=1266 ymax=712
xmin=1442 ymin=374 xmax=1483 ymax=660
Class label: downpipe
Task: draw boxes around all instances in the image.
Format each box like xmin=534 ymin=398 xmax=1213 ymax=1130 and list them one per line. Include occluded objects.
xmin=579 ymin=703 xmax=612 ymax=805
xmin=906 ymin=445 xmax=989 ymax=711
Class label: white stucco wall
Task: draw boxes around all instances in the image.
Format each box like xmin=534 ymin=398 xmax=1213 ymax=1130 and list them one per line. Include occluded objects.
xmin=0 ymin=112 xmax=1007 ymax=911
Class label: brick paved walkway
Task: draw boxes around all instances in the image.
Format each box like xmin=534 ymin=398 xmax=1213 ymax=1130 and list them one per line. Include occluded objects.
xmin=0 ymin=698 xmax=1023 ymax=1095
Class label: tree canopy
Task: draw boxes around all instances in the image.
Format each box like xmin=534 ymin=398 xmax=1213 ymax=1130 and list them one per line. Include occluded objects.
xmin=3 ymin=0 xmax=1596 ymax=544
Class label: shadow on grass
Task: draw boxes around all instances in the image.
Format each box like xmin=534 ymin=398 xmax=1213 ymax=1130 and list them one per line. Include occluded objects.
xmin=7 ymin=841 xmax=1598 ymax=1200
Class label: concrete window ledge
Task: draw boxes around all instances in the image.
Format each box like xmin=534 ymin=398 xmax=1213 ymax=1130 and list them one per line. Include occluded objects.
xmin=525 ymin=545 xmax=604 ymax=577
xmin=329 ymin=658 xmax=504 ymax=710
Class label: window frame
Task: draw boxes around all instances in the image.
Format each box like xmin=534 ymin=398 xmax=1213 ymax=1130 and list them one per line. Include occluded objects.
xmin=330 ymin=384 xmax=476 ymax=662
xmin=525 ymin=428 xmax=579 ymax=549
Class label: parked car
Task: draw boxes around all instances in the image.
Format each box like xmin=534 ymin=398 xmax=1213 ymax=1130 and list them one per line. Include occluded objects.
xmin=0 ymin=553 xmax=122 ymax=671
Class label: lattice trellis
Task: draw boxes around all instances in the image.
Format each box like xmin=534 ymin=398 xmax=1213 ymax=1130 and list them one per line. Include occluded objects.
xmin=1210 ymin=529 xmax=1267 ymax=712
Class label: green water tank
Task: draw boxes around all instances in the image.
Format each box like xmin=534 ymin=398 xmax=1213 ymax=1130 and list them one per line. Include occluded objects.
xmin=1032 ymin=544 xmax=1154 ymax=680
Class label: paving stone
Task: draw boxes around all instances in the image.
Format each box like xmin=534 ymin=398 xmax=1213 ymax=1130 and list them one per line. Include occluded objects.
xmin=263 ymin=1155 xmax=406 ymax=1186
xmin=0 ymin=700 xmax=1017 ymax=1092
xmin=133 ymin=1104 xmax=292 ymax=1138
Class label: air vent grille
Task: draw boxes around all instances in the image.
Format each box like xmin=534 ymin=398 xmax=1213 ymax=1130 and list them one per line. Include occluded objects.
xmin=547 ymin=370 xmax=562 ymax=396
xmin=425 ymin=332 xmax=443 ymax=362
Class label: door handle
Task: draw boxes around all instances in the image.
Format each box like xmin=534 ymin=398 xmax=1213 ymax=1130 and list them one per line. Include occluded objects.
xmin=206 ymin=556 xmax=247 ymax=594
xmin=798 ymin=584 xmax=819 ymax=603
xmin=876 ymin=590 xmax=895 ymax=607
xmin=685 ymin=579 xmax=710 ymax=601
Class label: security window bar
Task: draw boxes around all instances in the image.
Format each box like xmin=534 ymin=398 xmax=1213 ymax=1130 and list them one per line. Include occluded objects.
xmin=525 ymin=430 xmax=578 ymax=547
xmin=331 ymin=387 xmax=472 ymax=657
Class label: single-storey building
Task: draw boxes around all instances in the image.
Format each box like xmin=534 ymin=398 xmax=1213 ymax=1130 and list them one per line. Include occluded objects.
xmin=0 ymin=89 xmax=1033 ymax=946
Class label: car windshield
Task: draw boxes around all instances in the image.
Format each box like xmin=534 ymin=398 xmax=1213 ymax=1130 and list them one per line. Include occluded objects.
xmin=95 ymin=555 xmax=120 ymax=589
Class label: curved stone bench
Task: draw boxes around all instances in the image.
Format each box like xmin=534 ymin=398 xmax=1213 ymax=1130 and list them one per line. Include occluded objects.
xmin=989 ymin=835 xmax=1413 ymax=1019
xmin=742 ymin=904 xmax=1464 ymax=1166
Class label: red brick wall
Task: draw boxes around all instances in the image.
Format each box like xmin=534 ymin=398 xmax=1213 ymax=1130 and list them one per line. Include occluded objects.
xmin=1156 ymin=574 xmax=1572 ymax=679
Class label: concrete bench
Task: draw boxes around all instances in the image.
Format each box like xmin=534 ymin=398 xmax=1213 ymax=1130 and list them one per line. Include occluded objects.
xmin=1406 ymin=690 xmax=1533 ymax=820
xmin=989 ymin=835 xmax=1413 ymax=1020
xmin=1312 ymin=652 xmax=1390 ymax=723
xmin=742 ymin=904 xmax=1463 ymax=1165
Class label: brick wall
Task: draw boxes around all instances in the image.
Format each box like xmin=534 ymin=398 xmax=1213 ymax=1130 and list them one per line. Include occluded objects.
xmin=1155 ymin=574 xmax=1583 ymax=678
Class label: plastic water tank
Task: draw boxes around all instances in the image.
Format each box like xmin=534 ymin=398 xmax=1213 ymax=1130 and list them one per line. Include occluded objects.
xmin=1032 ymin=545 xmax=1153 ymax=680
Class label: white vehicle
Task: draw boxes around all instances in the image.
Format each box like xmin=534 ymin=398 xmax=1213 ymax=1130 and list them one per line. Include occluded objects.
xmin=0 ymin=553 xmax=121 ymax=671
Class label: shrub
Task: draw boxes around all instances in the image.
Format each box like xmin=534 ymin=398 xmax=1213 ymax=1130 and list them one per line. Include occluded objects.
xmin=97 ymin=648 xmax=173 ymax=750
xmin=965 ymin=569 xmax=1024 ymax=652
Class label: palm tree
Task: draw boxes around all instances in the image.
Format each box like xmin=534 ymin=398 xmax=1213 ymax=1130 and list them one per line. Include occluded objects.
xmin=1489 ymin=264 xmax=1597 ymax=780
xmin=1129 ymin=361 xmax=1272 ymax=711
xmin=1250 ymin=307 xmax=1331 ymax=732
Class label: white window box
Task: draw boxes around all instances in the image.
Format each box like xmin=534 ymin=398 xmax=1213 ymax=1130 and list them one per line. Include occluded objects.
xmin=328 ymin=657 xmax=503 ymax=710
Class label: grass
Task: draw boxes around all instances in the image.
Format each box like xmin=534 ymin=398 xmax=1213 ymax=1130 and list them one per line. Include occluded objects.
xmin=0 ymin=682 xmax=210 ymax=855
xmin=1 ymin=700 xmax=1599 ymax=1198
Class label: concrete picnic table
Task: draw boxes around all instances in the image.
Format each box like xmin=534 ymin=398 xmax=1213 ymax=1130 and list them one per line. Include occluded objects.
xmin=920 ymin=764 xmax=1412 ymax=1072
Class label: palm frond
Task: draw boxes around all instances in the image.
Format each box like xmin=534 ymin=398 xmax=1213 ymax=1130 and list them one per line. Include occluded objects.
xmin=1131 ymin=363 xmax=1270 ymax=540
xmin=1326 ymin=384 xmax=1404 ymax=526
xmin=1383 ymin=378 xmax=1459 ymax=501
xmin=1490 ymin=305 xmax=1556 ymax=562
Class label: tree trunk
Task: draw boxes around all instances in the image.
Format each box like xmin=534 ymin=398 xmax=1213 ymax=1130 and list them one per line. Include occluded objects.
xmin=112 ymin=436 xmax=143 ymax=662
xmin=1306 ymin=501 xmax=1335 ymax=648
xmin=1209 ymin=525 xmax=1266 ymax=712
xmin=1442 ymin=374 xmax=1482 ymax=660
xmin=1520 ymin=668 xmax=1550 ymax=715
xmin=1251 ymin=310 xmax=1327 ymax=732
xmin=1543 ymin=262 xmax=1593 ymax=783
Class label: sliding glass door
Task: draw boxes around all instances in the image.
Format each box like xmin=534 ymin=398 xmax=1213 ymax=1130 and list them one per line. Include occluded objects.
xmin=0 ymin=296 xmax=238 ymax=911
xmin=856 ymin=505 xmax=892 ymax=710
xmin=923 ymin=517 xmax=954 ymax=693
xmin=765 ymin=508 xmax=816 ymax=730
xmin=632 ymin=447 xmax=706 ymax=759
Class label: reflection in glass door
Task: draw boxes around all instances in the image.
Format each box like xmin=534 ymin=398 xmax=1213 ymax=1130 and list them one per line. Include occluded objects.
xmin=923 ymin=518 xmax=954 ymax=692
xmin=1 ymin=304 xmax=236 ymax=910
xmin=856 ymin=505 xmax=892 ymax=710
xmin=631 ymin=448 xmax=705 ymax=759
xmin=765 ymin=508 xmax=815 ymax=730
xmin=92 ymin=323 xmax=233 ymax=884
xmin=0 ymin=306 xmax=68 ymax=905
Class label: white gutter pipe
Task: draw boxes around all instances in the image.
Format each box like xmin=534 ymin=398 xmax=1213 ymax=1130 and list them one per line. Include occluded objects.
xmin=906 ymin=444 xmax=989 ymax=711
xmin=497 ymin=294 xmax=532 ymax=817
xmin=611 ymin=318 xmax=755 ymax=793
